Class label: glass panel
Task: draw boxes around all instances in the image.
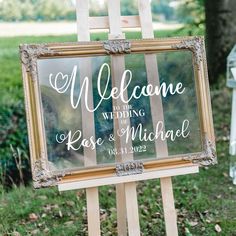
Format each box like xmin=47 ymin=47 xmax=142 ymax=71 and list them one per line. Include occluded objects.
xmin=157 ymin=51 xmax=201 ymax=155
xmin=37 ymin=50 xmax=201 ymax=171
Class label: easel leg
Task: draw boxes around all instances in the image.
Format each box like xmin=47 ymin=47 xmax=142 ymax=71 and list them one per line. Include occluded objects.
xmin=160 ymin=177 xmax=178 ymax=236
xmin=107 ymin=1 xmax=136 ymax=235
xmin=116 ymin=184 xmax=127 ymax=236
xmin=125 ymin=182 xmax=140 ymax=236
xmin=75 ymin=1 xmax=101 ymax=235
xmin=86 ymin=188 xmax=101 ymax=236
xmin=138 ymin=1 xmax=179 ymax=235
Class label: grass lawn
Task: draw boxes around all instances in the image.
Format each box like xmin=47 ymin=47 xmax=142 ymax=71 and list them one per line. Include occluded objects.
xmin=0 ymin=30 xmax=236 ymax=235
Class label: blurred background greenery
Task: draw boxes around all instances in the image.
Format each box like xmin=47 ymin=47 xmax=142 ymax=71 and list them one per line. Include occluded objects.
xmin=0 ymin=0 xmax=196 ymax=22
xmin=0 ymin=0 xmax=236 ymax=235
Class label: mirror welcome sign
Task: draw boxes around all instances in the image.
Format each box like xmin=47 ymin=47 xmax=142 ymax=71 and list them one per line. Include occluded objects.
xmin=20 ymin=37 xmax=217 ymax=188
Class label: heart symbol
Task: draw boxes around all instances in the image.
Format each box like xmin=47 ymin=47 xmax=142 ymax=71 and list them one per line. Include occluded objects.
xmin=49 ymin=72 xmax=70 ymax=93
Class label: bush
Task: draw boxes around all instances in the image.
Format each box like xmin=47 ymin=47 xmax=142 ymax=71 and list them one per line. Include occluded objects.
xmin=0 ymin=101 xmax=31 ymax=187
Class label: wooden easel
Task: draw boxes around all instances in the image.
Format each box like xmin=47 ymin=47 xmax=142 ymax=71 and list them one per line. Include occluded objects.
xmin=58 ymin=1 xmax=199 ymax=235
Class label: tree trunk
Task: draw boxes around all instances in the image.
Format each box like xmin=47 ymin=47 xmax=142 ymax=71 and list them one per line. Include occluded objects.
xmin=205 ymin=0 xmax=236 ymax=84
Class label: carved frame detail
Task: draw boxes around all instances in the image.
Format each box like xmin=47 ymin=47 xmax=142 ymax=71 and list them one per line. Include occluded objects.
xmin=33 ymin=158 xmax=65 ymax=188
xmin=116 ymin=161 xmax=144 ymax=176
xmin=103 ymin=40 xmax=131 ymax=54
xmin=183 ymin=134 xmax=217 ymax=166
xmin=172 ymin=36 xmax=204 ymax=70
xmin=20 ymin=44 xmax=58 ymax=81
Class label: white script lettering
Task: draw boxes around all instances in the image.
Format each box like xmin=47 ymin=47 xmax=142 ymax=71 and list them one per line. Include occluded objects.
xmin=102 ymin=109 xmax=145 ymax=120
xmin=49 ymin=63 xmax=185 ymax=112
xmin=117 ymin=119 xmax=190 ymax=143
xmin=56 ymin=130 xmax=104 ymax=151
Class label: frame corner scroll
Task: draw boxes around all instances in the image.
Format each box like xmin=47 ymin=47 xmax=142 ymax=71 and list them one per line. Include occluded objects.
xmin=103 ymin=40 xmax=131 ymax=54
xmin=32 ymin=158 xmax=65 ymax=188
xmin=116 ymin=161 xmax=144 ymax=176
xmin=183 ymin=134 xmax=217 ymax=167
xmin=172 ymin=36 xmax=204 ymax=70
xmin=19 ymin=44 xmax=56 ymax=81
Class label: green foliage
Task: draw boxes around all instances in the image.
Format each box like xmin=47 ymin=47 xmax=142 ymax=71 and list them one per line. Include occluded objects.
xmin=151 ymin=0 xmax=175 ymax=21
xmin=0 ymin=102 xmax=30 ymax=186
xmin=36 ymin=0 xmax=75 ymax=21
xmin=0 ymin=0 xmax=76 ymax=22
xmin=0 ymin=0 xmax=21 ymax=21
xmin=89 ymin=0 xmax=108 ymax=17
xmin=120 ymin=0 xmax=138 ymax=16
xmin=0 ymin=186 xmax=87 ymax=235
xmin=0 ymin=0 xmax=188 ymax=22
xmin=176 ymin=0 xmax=205 ymax=34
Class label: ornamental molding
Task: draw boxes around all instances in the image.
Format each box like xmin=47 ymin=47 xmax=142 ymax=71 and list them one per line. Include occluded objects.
xmin=183 ymin=134 xmax=217 ymax=166
xmin=116 ymin=160 xmax=144 ymax=176
xmin=20 ymin=44 xmax=57 ymax=81
xmin=103 ymin=40 xmax=131 ymax=54
xmin=32 ymin=158 xmax=65 ymax=188
xmin=172 ymin=37 xmax=204 ymax=70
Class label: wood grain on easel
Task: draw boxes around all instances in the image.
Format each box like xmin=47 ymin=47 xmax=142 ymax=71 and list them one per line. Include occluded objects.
xmin=89 ymin=15 xmax=141 ymax=29
xmin=76 ymin=1 xmax=101 ymax=235
xmin=58 ymin=165 xmax=199 ymax=191
xmin=107 ymin=0 xmax=140 ymax=235
xmin=138 ymin=0 xmax=178 ymax=235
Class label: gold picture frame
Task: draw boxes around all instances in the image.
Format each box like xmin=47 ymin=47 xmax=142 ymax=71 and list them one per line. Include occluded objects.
xmin=20 ymin=36 xmax=217 ymax=188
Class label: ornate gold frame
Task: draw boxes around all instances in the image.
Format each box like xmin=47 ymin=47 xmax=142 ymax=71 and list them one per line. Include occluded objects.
xmin=20 ymin=36 xmax=217 ymax=188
